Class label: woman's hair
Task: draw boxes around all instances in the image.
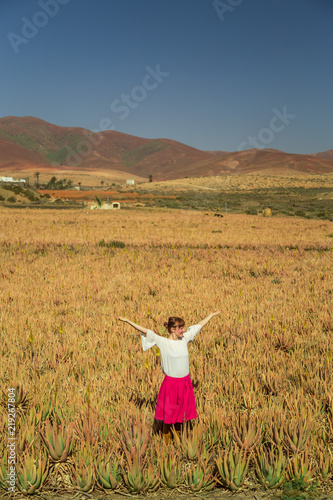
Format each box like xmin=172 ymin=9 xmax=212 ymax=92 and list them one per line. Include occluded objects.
xmin=164 ymin=317 xmax=185 ymax=333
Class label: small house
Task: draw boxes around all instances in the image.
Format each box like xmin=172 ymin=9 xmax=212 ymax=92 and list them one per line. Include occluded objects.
xmin=0 ymin=177 xmax=15 ymax=183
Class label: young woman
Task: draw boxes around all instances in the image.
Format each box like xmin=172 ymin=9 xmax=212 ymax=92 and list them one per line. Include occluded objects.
xmin=116 ymin=311 xmax=221 ymax=443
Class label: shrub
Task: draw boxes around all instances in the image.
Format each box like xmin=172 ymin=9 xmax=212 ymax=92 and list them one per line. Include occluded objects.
xmin=98 ymin=239 xmax=126 ymax=248
xmin=24 ymin=191 xmax=39 ymax=202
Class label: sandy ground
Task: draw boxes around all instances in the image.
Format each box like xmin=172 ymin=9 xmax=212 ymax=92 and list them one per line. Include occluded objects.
xmin=6 ymin=488 xmax=333 ymax=500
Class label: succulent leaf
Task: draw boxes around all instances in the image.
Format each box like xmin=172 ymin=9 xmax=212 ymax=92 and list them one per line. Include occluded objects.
xmin=216 ymin=445 xmax=249 ymax=491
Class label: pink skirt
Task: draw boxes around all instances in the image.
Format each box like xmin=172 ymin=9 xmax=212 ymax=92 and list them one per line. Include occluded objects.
xmin=154 ymin=374 xmax=197 ymax=424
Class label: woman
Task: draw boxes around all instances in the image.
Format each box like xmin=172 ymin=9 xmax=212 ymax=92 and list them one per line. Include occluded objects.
xmin=116 ymin=311 xmax=221 ymax=443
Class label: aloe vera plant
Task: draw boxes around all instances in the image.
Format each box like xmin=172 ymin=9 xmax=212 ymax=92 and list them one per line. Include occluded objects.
xmin=316 ymin=447 xmax=332 ymax=480
xmin=40 ymin=419 xmax=74 ymax=463
xmin=220 ymin=423 xmax=232 ymax=447
xmin=121 ymin=450 xmax=159 ymax=494
xmin=267 ymin=412 xmax=285 ymax=446
xmin=16 ymin=452 xmax=49 ymax=495
xmin=284 ymin=415 xmax=310 ymax=454
xmin=215 ymin=445 xmax=250 ymax=491
xmin=71 ymin=442 xmax=95 ymax=493
xmin=116 ymin=418 xmax=149 ymax=460
xmin=145 ymin=461 xmax=160 ymax=492
xmin=204 ymin=415 xmax=222 ymax=451
xmin=173 ymin=422 xmax=203 ymax=460
xmin=254 ymin=446 xmax=285 ymax=489
xmin=95 ymin=451 xmax=121 ymax=490
xmin=159 ymin=448 xmax=183 ymax=488
xmin=185 ymin=457 xmax=216 ymax=492
xmin=35 ymin=399 xmax=53 ymax=423
xmin=275 ymin=333 xmax=294 ymax=353
xmin=232 ymin=413 xmax=262 ymax=451
xmin=2 ymin=385 xmax=30 ymax=415
xmin=287 ymin=451 xmax=317 ymax=489
xmin=122 ymin=456 xmax=148 ymax=494
xmin=18 ymin=420 xmax=35 ymax=453
xmin=74 ymin=409 xmax=100 ymax=448
xmin=261 ymin=371 xmax=283 ymax=396
xmin=240 ymin=390 xmax=258 ymax=412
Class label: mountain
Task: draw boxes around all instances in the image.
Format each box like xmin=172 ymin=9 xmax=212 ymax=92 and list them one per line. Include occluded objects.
xmin=0 ymin=116 xmax=333 ymax=179
xmin=312 ymin=150 xmax=333 ymax=161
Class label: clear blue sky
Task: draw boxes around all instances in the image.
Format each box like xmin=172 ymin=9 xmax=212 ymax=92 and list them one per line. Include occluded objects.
xmin=1 ymin=0 xmax=332 ymax=154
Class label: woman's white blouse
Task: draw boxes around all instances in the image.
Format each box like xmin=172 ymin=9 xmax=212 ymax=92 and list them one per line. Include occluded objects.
xmin=141 ymin=324 xmax=202 ymax=378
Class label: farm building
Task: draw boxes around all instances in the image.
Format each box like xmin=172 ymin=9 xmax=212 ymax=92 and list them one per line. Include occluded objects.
xmin=89 ymin=202 xmax=120 ymax=210
xmin=0 ymin=177 xmax=26 ymax=183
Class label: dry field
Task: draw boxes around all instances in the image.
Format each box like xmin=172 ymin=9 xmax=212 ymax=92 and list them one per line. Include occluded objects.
xmin=39 ymin=189 xmax=177 ymax=203
xmin=136 ymin=173 xmax=333 ymax=192
xmin=0 ymin=207 xmax=333 ymax=496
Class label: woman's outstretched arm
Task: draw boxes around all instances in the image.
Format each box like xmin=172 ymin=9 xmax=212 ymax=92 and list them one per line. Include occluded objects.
xmin=116 ymin=316 xmax=148 ymax=335
xmin=198 ymin=311 xmax=221 ymax=328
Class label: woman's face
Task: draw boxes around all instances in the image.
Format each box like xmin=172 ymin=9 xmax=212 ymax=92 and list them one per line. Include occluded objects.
xmin=171 ymin=324 xmax=186 ymax=340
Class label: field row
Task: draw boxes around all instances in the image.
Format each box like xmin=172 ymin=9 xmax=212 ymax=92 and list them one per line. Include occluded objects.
xmin=0 ymin=208 xmax=332 ymax=495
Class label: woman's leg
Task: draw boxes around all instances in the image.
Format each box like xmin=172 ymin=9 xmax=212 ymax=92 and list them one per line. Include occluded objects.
xmin=162 ymin=423 xmax=184 ymax=443
xmin=162 ymin=423 xmax=172 ymax=444
xmin=152 ymin=419 xmax=163 ymax=435
xmin=173 ymin=422 xmax=182 ymax=439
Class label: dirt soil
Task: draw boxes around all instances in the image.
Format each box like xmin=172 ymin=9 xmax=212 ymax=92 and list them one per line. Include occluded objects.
xmin=5 ymin=488 xmax=333 ymax=500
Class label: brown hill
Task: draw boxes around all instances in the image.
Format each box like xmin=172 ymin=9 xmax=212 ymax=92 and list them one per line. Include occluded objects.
xmin=207 ymin=148 xmax=333 ymax=175
xmin=0 ymin=116 xmax=332 ymax=179
xmin=312 ymin=150 xmax=333 ymax=161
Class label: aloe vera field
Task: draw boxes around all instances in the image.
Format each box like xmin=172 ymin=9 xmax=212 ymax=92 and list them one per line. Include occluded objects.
xmin=0 ymin=207 xmax=333 ymax=497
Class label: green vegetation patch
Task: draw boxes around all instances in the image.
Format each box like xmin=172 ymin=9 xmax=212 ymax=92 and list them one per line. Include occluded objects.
xmin=98 ymin=239 xmax=126 ymax=248
xmin=121 ymin=141 xmax=167 ymax=166
xmin=143 ymin=187 xmax=333 ymax=221
xmin=0 ymin=129 xmax=87 ymax=165
xmin=1 ymin=184 xmax=40 ymax=202
xmin=0 ymin=130 xmax=44 ymax=153
xmin=44 ymin=177 xmax=73 ymax=189
xmin=45 ymin=134 xmax=91 ymax=164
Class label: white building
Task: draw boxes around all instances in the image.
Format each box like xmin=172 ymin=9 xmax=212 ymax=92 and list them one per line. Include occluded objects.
xmin=0 ymin=177 xmax=15 ymax=183
xmin=126 ymin=179 xmax=135 ymax=185
xmin=89 ymin=202 xmax=121 ymax=210
xmin=0 ymin=177 xmax=26 ymax=183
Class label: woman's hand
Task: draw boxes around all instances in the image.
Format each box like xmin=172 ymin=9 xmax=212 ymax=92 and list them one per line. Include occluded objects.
xmin=199 ymin=311 xmax=221 ymax=328
xmin=116 ymin=316 xmax=128 ymax=322
xmin=115 ymin=317 xmax=148 ymax=335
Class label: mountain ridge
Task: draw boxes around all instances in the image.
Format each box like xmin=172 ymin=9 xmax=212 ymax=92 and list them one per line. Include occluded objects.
xmin=0 ymin=116 xmax=332 ymax=179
